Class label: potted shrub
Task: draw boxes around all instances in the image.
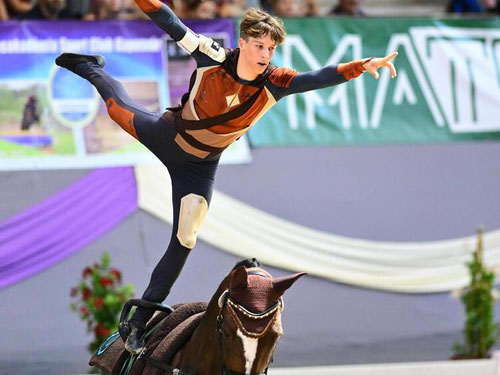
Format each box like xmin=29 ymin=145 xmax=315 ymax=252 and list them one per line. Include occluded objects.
xmin=70 ymin=252 xmax=134 ymax=354
xmin=453 ymin=227 xmax=499 ymax=359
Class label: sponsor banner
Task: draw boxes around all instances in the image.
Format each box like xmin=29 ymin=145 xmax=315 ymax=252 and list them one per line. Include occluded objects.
xmin=247 ymin=18 xmax=500 ymax=146
xmin=0 ymin=19 xmax=246 ymax=170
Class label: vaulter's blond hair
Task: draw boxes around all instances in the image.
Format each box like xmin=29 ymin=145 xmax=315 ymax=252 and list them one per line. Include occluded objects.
xmin=239 ymin=8 xmax=286 ymax=45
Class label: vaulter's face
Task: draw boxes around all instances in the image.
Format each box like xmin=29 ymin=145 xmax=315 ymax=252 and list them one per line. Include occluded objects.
xmin=238 ymin=34 xmax=277 ymax=77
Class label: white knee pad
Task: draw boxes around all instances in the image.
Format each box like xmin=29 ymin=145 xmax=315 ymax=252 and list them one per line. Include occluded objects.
xmin=177 ymin=193 xmax=208 ymax=249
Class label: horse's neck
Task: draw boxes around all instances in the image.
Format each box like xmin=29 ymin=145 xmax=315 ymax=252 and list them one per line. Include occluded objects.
xmin=193 ymin=277 xmax=228 ymax=339
xmin=178 ymin=277 xmax=230 ymax=372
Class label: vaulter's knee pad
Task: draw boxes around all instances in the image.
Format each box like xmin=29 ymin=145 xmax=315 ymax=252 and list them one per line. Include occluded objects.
xmin=177 ymin=193 xmax=208 ymax=249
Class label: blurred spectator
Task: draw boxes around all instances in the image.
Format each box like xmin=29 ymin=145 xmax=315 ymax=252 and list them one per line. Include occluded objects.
xmin=259 ymin=0 xmax=272 ymax=13
xmin=329 ymin=0 xmax=365 ymax=16
xmin=120 ymin=0 xmax=151 ymax=19
xmin=303 ymin=0 xmax=318 ymax=16
xmin=270 ymin=0 xmax=304 ymax=17
xmin=65 ymin=0 xmax=91 ymax=18
xmin=4 ymin=0 xmax=33 ymax=18
xmin=487 ymin=0 xmax=499 ymax=13
xmin=217 ymin=0 xmax=249 ymax=18
xmin=19 ymin=0 xmax=76 ymax=19
xmin=447 ymin=0 xmax=482 ymax=12
xmin=84 ymin=0 xmax=125 ymax=19
xmin=184 ymin=0 xmax=217 ymax=18
xmin=0 ymin=0 xmax=9 ymax=20
xmin=448 ymin=0 xmax=500 ymax=13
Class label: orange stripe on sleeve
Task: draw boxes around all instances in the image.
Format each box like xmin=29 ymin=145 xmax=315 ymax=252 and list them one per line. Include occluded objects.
xmin=106 ymin=98 xmax=138 ymax=140
xmin=337 ymin=59 xmax=368 ymax=81
xmin=135 ymin=0 xmax=163 ymax=13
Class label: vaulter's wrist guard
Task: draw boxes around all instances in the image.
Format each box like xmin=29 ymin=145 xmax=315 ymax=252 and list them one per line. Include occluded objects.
xmin=338 ymin=57 xmax=373 ymax=80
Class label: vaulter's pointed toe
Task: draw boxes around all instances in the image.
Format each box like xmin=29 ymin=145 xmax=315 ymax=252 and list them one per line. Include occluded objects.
xmin=55 ymin=53 xmax=106 ymax=73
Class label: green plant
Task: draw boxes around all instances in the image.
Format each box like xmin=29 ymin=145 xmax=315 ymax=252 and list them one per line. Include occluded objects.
xmin=70 ymin=252 xmax=134 ymax=354
xmin=453 ymin=227 xmax=499 ymax=359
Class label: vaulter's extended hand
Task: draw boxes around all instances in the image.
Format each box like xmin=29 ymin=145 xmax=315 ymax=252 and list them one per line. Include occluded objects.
xmin=363 ymin=52 xmax=398 ymax=80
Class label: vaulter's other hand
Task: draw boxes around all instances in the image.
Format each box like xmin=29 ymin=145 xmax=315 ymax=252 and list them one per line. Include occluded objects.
xmin=363 ymin=52 xmax=398 ymax=80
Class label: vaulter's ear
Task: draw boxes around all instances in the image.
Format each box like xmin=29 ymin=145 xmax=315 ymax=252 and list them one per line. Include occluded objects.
xmin=272 ymin=272 xmax=307 ymax=298
xmin=238 ymin=37 xmax=246 ymax=50
xmin=230 ymin=266 xmax=248 ymax=291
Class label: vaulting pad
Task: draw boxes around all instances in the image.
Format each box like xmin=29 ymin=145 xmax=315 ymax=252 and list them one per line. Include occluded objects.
xmin=0 ymin=167 xmax=137 ymax=289
xmin=135 ymin=164 xmax=500 ymax=293
xmin=89 ymin=302 xmax=207 ymax=375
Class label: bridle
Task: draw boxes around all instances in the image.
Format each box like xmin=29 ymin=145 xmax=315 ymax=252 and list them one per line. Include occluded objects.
xmin=216 ymin=288 xmax=283 ymax=375
xmin=139 ymin=270 xmax=283 ymax=375
xmin=138 ymin=291 xmax=282 ymax=375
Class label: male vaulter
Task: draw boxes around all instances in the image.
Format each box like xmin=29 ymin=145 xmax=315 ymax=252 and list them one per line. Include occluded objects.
xmin=55 ymin=4 xmax=397 ymax=354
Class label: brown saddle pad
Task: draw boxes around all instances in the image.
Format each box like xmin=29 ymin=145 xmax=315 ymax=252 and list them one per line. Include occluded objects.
xmin=140 ymin=311 xmax=205 ymax=375
xmin=89 ymin=301 xmax=207 ymax=375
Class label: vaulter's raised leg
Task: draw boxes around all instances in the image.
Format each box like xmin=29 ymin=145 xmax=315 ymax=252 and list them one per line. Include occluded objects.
xmin=55 ymin=53 xmax=154 ymax=140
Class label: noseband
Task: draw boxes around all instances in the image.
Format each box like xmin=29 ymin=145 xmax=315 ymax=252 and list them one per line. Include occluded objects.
xmin=216 ymin=289 xmax=283 ymax=375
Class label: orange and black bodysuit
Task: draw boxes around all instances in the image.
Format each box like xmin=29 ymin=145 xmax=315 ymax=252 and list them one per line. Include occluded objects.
xmin=71 ymin=0 xmax=367 ymax=332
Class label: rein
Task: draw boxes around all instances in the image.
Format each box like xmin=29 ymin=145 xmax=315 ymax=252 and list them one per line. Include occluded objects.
xmin=216 ymin=291 xmax=282 ymax=375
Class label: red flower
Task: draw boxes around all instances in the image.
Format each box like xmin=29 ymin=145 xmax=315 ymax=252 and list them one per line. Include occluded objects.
xmin=70 ymin=287 xmax=78 ymax=297
xmin=93 ymin=262 xmax=100 ymax=269
xmin=110 ymin=269 xmax=122 ymax=282
xmin=94 ymin=298 xmax=104 ymax=308
xmin=99 ymin=277 xmax=113 ymax=287
xmin=80 ymin=307 xmax=89 ymax=317
xmin=82 ymin=267 xmax=92 ymax=278
xmin=82 ymin=287 xmax=92 ymax=301
xmin=95 ymin=322 xmax=110 ymax=337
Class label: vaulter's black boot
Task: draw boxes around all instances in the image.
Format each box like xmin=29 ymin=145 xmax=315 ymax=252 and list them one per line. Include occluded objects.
xmin=123 ymin=321 xmax=146 ymax=355
xmin=55 ymin=53 xmax=106 ymax=73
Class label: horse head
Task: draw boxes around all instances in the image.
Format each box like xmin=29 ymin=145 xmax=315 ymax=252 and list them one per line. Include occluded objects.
xmin=90 ymin=263 xmax=306 ymax=375
xmin=214 ymin=266 xmax=306 ymax=375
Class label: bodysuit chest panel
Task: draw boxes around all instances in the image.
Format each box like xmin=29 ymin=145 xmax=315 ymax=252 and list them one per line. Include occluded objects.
xmin=192 ymin=66 xmax=260 ymax=120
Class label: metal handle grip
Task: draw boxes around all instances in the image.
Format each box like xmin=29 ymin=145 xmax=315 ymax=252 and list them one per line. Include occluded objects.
xmin=118 ymin=299 xmax=174 ymax=342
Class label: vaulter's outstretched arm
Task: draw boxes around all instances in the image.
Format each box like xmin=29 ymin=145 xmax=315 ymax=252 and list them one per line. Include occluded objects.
xmin=272 ymin=52 xmax=398 ymax=99
xmin=134 ymin=0 xmax=226 ymax=64
xmin=135 ymin=0 xmax=187 ymax=41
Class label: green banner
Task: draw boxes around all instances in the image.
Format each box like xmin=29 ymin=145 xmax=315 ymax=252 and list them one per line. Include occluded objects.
xmin=247 ymin=18 xmax=500 ymax=146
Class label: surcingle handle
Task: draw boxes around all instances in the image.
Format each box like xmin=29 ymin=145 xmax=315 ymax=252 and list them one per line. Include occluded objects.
xmin=118 ymin=299 xmax=174 ymax=342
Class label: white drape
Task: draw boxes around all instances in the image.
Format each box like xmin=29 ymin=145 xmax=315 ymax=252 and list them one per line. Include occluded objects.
xmin=135 ymin=165 xmax=500 ymax=294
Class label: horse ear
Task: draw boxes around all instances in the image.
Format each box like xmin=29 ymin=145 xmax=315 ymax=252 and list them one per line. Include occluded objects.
xmin=230 ymin=266 xmax=248 ymax=291
xmin=272 ymin=272 xmax=307 ymax=297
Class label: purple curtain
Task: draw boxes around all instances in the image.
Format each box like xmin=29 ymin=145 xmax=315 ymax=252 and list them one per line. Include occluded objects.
xmin=0 ymin=167 xmax=137 ymax=289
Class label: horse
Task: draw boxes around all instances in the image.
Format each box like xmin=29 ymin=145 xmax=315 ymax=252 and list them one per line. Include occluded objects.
xmin=171 ymin=265 xmax=306 ymax=374
xmin=91 ymin=265 xmax=306 ymax=375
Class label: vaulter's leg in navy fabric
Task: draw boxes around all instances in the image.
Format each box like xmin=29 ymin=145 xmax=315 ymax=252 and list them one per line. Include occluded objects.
xmin=56 ymin=53 xmax=219 ymax=354
xmin=56 ymin=53 xmax=159 ymax=141
xmin=130 ymin=162 xmax=216 ymax=316
xmin=127 ymin=146 xmax=218 ymax=351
